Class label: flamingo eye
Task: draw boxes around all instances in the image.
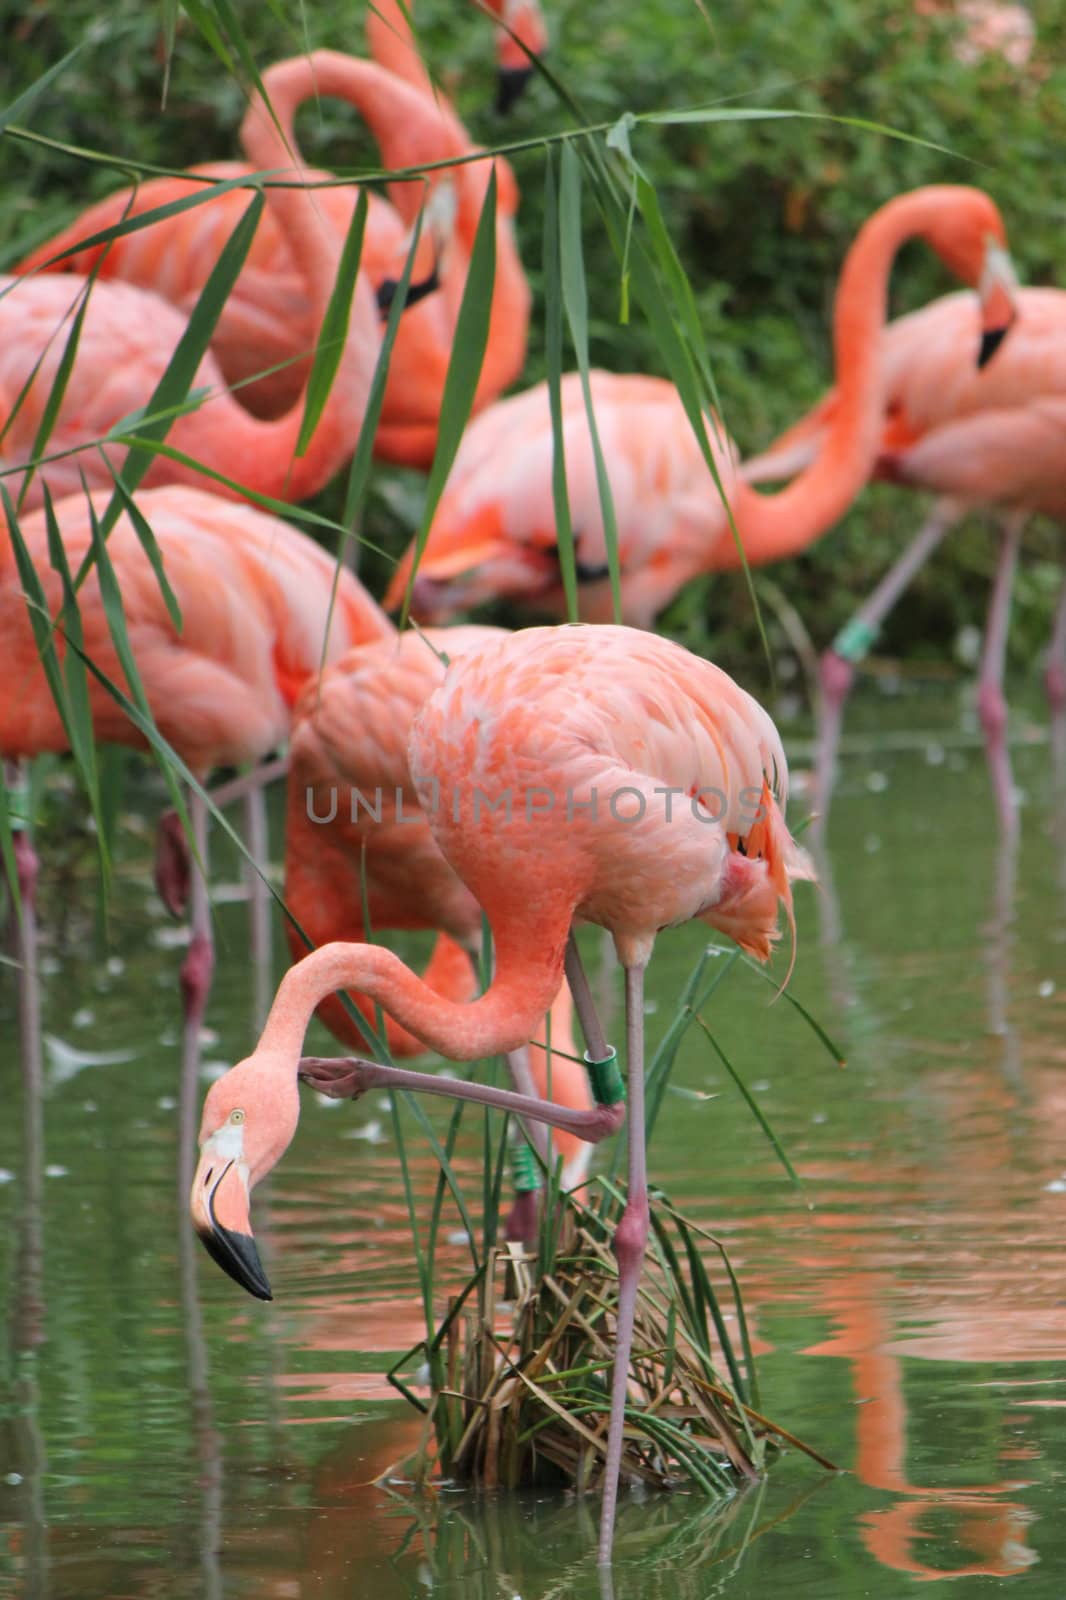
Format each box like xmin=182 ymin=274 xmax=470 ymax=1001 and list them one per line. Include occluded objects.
xmin=230 ymin=1109 xmax=245 ymax=1125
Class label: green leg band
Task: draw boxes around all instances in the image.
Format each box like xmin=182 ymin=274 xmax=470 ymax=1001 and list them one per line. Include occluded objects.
xmin=510 ymin=1140 xmax=543 ymax=1195
xmin=831 ymin=617 xmax=878 ymax=665
xmin=584 ymin=1046 xmax=625 ymax=1106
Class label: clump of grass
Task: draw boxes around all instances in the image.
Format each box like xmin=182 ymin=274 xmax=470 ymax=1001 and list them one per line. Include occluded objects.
xmin=385 ymin=1178 xmax=835 ymax=1496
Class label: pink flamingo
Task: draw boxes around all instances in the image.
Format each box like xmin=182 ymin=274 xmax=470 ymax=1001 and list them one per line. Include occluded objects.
xmin=384 ymin=188 xmax=1017 ymax=627
xmin=1 ymin=484 xmax=392 ymax=1063
xmin=747 ymin=284 xmax=1063 ymax=832
xmin=915 ymin=0 xmax=1035 ymax=67
xmin=189 ymin=621 xmax=813 ymax=1563
xmin=284 ymin=623 xmax=592 ymax=1221
xmin=367 ymin=0 xmax=550 ymax=112
xmin=2 ymin=65 xmax=389 ymax=508
xmin=17 ymin=51 xmax=530 ymax=467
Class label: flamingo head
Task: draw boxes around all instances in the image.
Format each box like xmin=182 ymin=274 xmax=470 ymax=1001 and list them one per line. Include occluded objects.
xmin=189 ymin=1055 xmax=300 ymax=1301
xmin=924 ymin=191 xmax=1019 ymax=367
xmin=491 ymin=0 xmax=547 ymax=111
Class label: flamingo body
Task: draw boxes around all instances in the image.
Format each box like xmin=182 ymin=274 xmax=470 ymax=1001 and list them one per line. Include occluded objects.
xmin=754 ymin=287 xmax=1066 ymax=515
xmin=386 ymin=188 xmax=1016 ymax=626
xmin=0 ymin=272 xmax=370 ymax=508
xmin=285 ymin=624 xmax=591 ymax=1181
xmin=19 ymin=167 xmax=413 ymax=419
xmin=0 ymin=486 xmax=391 ymax=767
xmin=387 ymin=371 xmax=741 ymax=626
xmin=19 ymin=51 xmax=530 ymax=466
xmin=191 ymin=623 xmax=813 ymax=1559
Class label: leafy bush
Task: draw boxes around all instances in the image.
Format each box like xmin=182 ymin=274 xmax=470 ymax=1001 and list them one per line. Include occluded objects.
xmin=4 ymin=0 xmax=1061 ymax=681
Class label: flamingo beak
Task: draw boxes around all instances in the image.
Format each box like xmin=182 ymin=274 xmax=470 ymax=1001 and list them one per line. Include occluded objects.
xmin=977 ymin=241 xmax=1019 ymax=369
xmin=375 ymin=259 xmax=441 ymax=320
xmin=496 ymin=64 xmax=534 ymax=113
xmin=190 ymin=1145 xmax=273 ymax=1301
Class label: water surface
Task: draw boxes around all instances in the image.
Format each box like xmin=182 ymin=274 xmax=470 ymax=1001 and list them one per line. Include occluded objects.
xmin=2 ymin=685 xmax=1064 ymax=1597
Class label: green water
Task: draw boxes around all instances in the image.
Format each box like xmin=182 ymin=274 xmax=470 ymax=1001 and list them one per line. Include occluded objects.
xmin=2 ymin=686 xmax=1065 ymax=1598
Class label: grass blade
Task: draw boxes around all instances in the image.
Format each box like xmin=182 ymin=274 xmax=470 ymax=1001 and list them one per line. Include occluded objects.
xmin=295 ymin=189 xmax=368 ymax=457
xmin=82 ymin=488 xmax=187 ymax=825
xmin=83 ymin=188 xmax=265 ymax=557
xmin=39 ymin=487 xmax=108 ymax=879
xmin=18 ymin=172 xmax=280 ymax=277
xmin=558 ymin=142 xmax=622 ymax=621
xmin=337 ymin=206 xmax=427 ymax=589
xmin=693 ymin=1012 xmax=806 ymax=1198
xmin=1 ymin=487 xmax=110 ymax=885
xmin=399 ymin=168 xmax=498 ymax=625
xmin=0 ymin=42 xmax=89 ymax=136
xmin=541 ymin=149 xmax=578 ymax=623
xmin=102 ymin=471 xmax=183 ymax=631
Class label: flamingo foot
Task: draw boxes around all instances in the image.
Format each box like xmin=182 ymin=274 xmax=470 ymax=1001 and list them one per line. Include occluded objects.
xmin=180 ymin=931 xmax=215 ymax=1028
xmin=155 ymin=810 xmax=191 ymax=917
xmin=977 ymin=681 xmax=1016 ymax=834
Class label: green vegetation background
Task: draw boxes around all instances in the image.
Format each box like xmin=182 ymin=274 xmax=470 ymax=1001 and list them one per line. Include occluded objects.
xmin=4 ymin=0 xmax=1063 ymax=690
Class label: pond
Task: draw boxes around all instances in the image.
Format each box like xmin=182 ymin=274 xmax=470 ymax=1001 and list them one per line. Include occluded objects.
xmin=1 ymin=682 xmax=1064 ymax=1599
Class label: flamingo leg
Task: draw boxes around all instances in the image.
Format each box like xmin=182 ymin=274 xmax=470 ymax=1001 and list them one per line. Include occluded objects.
xmin=564 ymin=930 xmax=612 ymax=1062
xmin=597 ymin=959 xmax=649 ymax=1567
xmin=502 ymin=1042 xmax=552 ymax=1245
xmin=298 ymin=1052 xmax=626 ymax=1145
xmin=1044 ymin=554 xmax=1066 ymax=782
xmin=814 ymin=498 xmax=960 ymax=833
xmin=180 ymin=791 xmax=214 ymax=1082
xmin=243 ymin=784 xmax=273 ymax=1030
xmin=462 ymin=933 xmax=553 ymax=1241
xmin=208 ymin=755 xmax=289 ymax=812
xmin=977 ymin=512 xmax=1025 ymax=836
xmin=155 ymin=757 xmax=289 ymax=919
xmin=4 ymin=762 xmax=42 ymax=1093
xmin=506 ymin=941 xmax=614 ymax=1246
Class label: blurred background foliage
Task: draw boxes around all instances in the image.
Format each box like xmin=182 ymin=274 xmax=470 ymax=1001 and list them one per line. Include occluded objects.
xmin=3 ymin=0 xmax=1063 ymax=692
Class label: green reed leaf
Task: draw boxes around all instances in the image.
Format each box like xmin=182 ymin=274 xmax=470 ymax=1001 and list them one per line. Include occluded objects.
xmin=399 ymin=167 xmax=498 ymax=626
xmin=542 ymin=149 xmax=578 ymax=623
xmin=296 ymin=189 xmax=368 ymax=457
xmin=559 ymin=141 xmax=622 ymax=621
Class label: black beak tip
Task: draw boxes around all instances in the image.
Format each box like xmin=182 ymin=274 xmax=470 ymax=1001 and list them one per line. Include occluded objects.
xmin=197 ymin=1222 xmax=273 ymax=1301
xmin=375 ymin=264 xmax=442 ymax=322
xmin=978 ymin=325 xmax=1009 ymax=369
xmin=495 ymin=65 xmax=534 ymax=114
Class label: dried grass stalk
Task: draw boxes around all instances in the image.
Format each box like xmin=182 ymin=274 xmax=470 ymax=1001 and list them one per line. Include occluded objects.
xmin=386 ymin=1189 xmax=834 ymax=1496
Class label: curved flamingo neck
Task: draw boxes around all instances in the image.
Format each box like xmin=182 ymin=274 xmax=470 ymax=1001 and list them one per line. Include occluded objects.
xmin=366 ymin=0 xmax=434 ymax=95
xmin=723 ymin=189 xmax=974 ymax=566
xmin=233 ymin=55 xmax=447 ymax=498
xmin=257 ymin=912 xmax=569 ymax=1066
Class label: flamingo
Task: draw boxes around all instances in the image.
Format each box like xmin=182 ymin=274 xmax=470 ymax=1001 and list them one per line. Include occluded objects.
xmin=915 ymin=0 xmax=1035 ymax=67
xmin=383 ymin=186 xmax=1017 ymax=626
xmin=745 ymin=285 xmax=1064 ymax=832
xmin=17 ymin=51 xmax=530 ymax=466
xmin=189 ymin=621 xmax=813 ymax=1563
xmin=1 ymin=484 xmax=392 ymax=1065
xmin=366 ymin=0 xmax=549 ymax=113
xmin=2 ymin=65 xmax=389 ymax=509
xmin=285 ymin=623 xmax=592 ymax=1220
